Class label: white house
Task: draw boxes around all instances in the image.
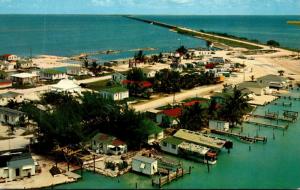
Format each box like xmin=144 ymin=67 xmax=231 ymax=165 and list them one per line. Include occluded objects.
xmin=10 ymin=73 xmax=39 ymax=86
xmin=100 ymin=87 xmax=129 ymax=101
xmin=160 ymin=136 xmax=183 ymax=155
xmin=0 ymin=61 xmax=15 ymax=71
xmin=0 ymin=91 xmax=24 ymax=106
xmin=0 ymin=153 xmax=36 ymax=181
xmin=90 ymin=133 xmax=127 ymax=155
xmin=237 ymin=81 xmax=271 ymax=96
xmin=66 ymin=66 xmax=88 ymax=76
xmin=0 ymin=107 xmax=25 ymax=126
xmin=142 ymin=119 xmax=164 ymax=145
xmin=112 ymin=72 xmax=127 ymax=83
xmin=1 ymin=54 xmax=20 ymax=62
xmin=209 ymin=120 xmax=230 ymax=132
xmin=50 ymin=79 xmax=82 ymax=93
xmin=40 ymin=69 xmax=67 ymax=80
xmin=132 ymin=156 xmax=158 ymax=176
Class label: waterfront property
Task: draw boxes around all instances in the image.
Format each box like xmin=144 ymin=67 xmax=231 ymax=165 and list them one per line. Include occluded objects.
xmin=257 ymin=74 xmax=289 ymax=89
xmin=237 ymin=81 xmax=271 ymax=96
xmin=40 ymin=69 xmax=67 ymax=80
xmin=132 ymin=155 xmax=158 ymax=176
xmin=112 ymin=72 xmax=127 ymax=83
xmin=143 ymin=119 xmax=164 ymax=145
xmin=50 ymin=79 xmax=82 ymax=93
xmin=209 ymin=120 xmax=230 ymax=132
xmin=156 ymin=108 xmax=182 ymax=126
xmin=0 ymin=107 xmax=25 ymax=126
xmin=66 ymin=66 xmax=88 ymax=76
xmin=0 ymin=91 xmax=24 ymax=106
xmin=160 ymin=136 xmax=183 ymax=155
xmin=142 ymin=68 xmax=157 ymax=78
xmin=0 ymin=80 xmax=12 ymax=89
xmin=0 ymin=153 xmax=36 ymax=182
xmin=99 ymin=86 xmax=129 ymax=101
xmin=10 ymin=73 xmax=39 ymax=86
xmin=90 ymin=133 xmax=127 ymax=155
xmin=0 ymin=54 xmax=20 ymax=62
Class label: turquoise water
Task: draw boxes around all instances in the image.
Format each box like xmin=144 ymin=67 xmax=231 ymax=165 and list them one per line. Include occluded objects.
xmin=56 ymin=90 xmax=300 ymax=189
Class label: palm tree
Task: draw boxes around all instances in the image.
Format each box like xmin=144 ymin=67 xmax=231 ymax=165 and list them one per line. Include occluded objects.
xmin=179 ymin=103 xmax=208 ymax=131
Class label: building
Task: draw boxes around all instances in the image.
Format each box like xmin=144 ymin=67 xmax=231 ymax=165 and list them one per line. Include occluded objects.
xmin=0 ymin=153 xmax=36 ymax=181
xmin=15 ymin=59 xmax=33 ymax=69
xmin=0 ymin=107 xmax=25 ymax=126
xmin=142 ymin=68 xmax=157 ymax=78
xmin=0 ymin=80 xmax=12 ymax=89
xmin=156 ymin=108 xmax=182 ymax=126
xmin=40 ymin=69 xmax=67 ymax=80
xmin=0 ymin=61 xmax=15 ymax=71
xmin=209 ymin=120 xmax=230 ymax=132
xmin=10 ymin=73 xmax=39 ymax=86
xmin=100 ymin=86 xmax=129 ymax=101
xmin=208 ymin=57 xmax=225 ymax=64
xmin=0 ymin=54 xmax=20 ymax=62
xmin=256 ymin=74 xmax=289 ymax=89
xmin=132 ymin=155 xmax=158 ymax=176
xmin=112 ymin=72 xmax=127 ymax=83
xmin=143 ymin=119 xmax=164 ymax=145
xmin=90 ymin=133 xmax=127 ymax=155
xmin=66 ymin=66 xmax=88 ymax=76
xmin=0 ymin=91 xmax=24 ymax=106
xmin=50 ymin=79 xmax=82 ymax=93
xmin=237 ymin=81 xmax=271 ymax=96
xmin=160 ymin=136 xmax=183 ymax=155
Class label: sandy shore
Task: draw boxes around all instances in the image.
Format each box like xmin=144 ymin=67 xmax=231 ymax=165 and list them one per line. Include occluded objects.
xmin=32 ymin=55 xmax=81 ymax=69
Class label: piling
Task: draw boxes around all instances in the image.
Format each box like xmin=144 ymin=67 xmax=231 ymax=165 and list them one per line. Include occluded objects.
xmin=93 ymin=155 xmax=96 ymax=173
xmin=249 ymin=145 xmax=251 ymax=151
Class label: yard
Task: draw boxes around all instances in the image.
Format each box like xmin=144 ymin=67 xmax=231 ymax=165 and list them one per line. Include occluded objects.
xmin=85 ymin=79 xmax=110 ymax=91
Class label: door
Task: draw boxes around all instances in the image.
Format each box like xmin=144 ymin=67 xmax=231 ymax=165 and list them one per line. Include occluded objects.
xmin=16 ymin=168 xmax=20 ymax=177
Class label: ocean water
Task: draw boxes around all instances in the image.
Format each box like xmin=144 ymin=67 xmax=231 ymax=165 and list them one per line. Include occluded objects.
xmin=56 ymin=90 xmax=300 ymax=189
xmin=0 ymin=15 xmax=300 ymax=62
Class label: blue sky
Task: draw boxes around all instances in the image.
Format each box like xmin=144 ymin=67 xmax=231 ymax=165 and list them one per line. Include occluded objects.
xmin=0 ymin=0 xmax=299 ymax=15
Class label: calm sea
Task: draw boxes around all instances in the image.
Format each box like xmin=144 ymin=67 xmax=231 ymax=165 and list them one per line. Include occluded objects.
xmin=0 ymin=15 xmax=300 ymax=62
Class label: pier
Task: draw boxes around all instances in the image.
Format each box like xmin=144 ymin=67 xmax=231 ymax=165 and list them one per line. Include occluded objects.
xmin=245 ymin=120 xmax=288 ymax=130
xmin=211 ymin=129 xmax=267 ymax=144
xmin=248 ymin=114 xmax=295 ymax=123
xmin=152 ymin=168 xmax=188 ymax=188
xmin=272 ymin=102 xmax=292 ymax=107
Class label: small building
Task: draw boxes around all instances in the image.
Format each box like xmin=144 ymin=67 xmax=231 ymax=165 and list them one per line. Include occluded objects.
xmin=40 ymin=69 xmax=67 ymax=80
xmin=132 ymin=155 xmax=158 ymax=176
xmin=100 ymin=86 xmax=129 ymax=101
xmin=256 ymin=74 xmax=289 ymax=89
xmin=0 ymin=153 xmax=36 ymax=181
xmin=50 ymin=79 xmax=82 ymax=93
xmin=0 ymin=54 xmax=20 ymax=62
xmin=209 ymin=57 xmax=225 ymax=64
xmin=0 ymin=107 xmax=25 ymax=126
xmin=142 ymin=68 xmax=156 ymax=78
xmin=0 ymin=80 xmax=12 ymax=89
xmin=10 ymin=73 xmax=39 ymax=86
xmin=16 ymin=59 xmax=33 ymax=69
xmin=156 ymin=108 xmax=182 ymax=126
xmin=66 ymin=66 xmax=88 ymax=76
xmin=0 ymin=61 xmax=15 ymax=71
xmin=209 ymin=120 xmax=230 ymax=132
xmin=160 ymin=136 xmax=183 ymax=155
xmin=143 ymin=119 xmax=164 ymax=145
xmin=91 ymin=133 xmax=127 ymax=155
xmin=112 ymin=72 xmax=127 ymax=83
xmin=0 ymin=91 xmax=24 ymax=106
xmin=237 ymin=81 xmax=271 ymax=96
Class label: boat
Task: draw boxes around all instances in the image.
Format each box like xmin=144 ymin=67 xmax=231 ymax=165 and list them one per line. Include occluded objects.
xmin=238 ymin=136 xmax=255 ymax=144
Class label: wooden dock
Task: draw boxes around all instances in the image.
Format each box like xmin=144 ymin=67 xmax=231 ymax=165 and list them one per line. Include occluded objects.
xmin=249 ymin=114 xmax=295 ymax=123
xmin=152 ymin=168 xmax=188 ymax=188
xmin=211 ymin=129 xmax=267 ymax=144
xmin=272 ymin=102 xmax=292 ymax=107
xmin=276 ymin=95 xmax=300 ymax=101
xmin=245 ymin=120 xmax=288 ymax=130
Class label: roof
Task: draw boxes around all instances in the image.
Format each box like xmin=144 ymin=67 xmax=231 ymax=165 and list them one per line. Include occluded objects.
xmin=11 ymin=73 xmax=38 ymax=78
xmin=142 ymin=119 xmax=163 ymax=135
xmin=161 ymin=136 xmax=183 ymax=146
xmin=0 ymin=107 xmax=24 ymax=116
xmin=160 ymin=107 xmax=182 ymax=118
xmin=0 ymin=91 xmax=23 ymax=99
xmin=174 ymin=129 xmax=227 ymax=150
xmin=7 ymin=153 xmax=34 ymax=168
xmin=49 ymin=166 xmax=61 ymax=176
xmin=257 ymin=74 xmax=287 ymax=83
xmin=101 ymin=86 xmax=128 ymax=94
xmin=122 ymin=80 xmax=152 ymax=88
xmin=0 ymin=80 xmax=12 ymax=86
xmin=183 ymin=100 xmax=207 ymax=107
xmin=1 ymin=54 xmax=12 ymax=58
xmin=238 ymin=81 xmax=268 ymax=89
xmin=92 ymin=133 xmax=126 ymax=146
xmin=133 ymin=155 xmax=157 ymax=164
xmin=42 ymin=69 xmax=65 ymax=75
xmin=51 ymin=79 xmax=81 ymax=91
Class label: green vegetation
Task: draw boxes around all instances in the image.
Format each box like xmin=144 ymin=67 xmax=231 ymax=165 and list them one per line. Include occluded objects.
xmin=179 ymin=103 xmax=208 ymax=131
xmin=42 ymin=69 xmax=65 ymax=75
xmin=153 ymin=69 xmax=181 ymax=93
xmin=0 ymin=71 xmax=7 ymax=79
xmin=267 ymin=40 xmax=280 ymax=47
xmin=127 ymin=68 xmax=146 ymax=81
xmin=287 ymin=21 xmax=300 ymax=26
xmin=134 ymin=50 xmax=146 ymax=63
xmin=102 ymin=86 xmax=128 ymax=93
xmin=85 ymin=79 xmax=110 ymax=91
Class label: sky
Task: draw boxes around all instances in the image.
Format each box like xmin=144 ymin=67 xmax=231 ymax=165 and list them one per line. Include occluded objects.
xmin=0 ymin=0 xmax=299 ymax=15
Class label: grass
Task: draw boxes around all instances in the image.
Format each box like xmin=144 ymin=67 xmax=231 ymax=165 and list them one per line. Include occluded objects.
xmin=85 ymin=79 xmax=110 ymax=91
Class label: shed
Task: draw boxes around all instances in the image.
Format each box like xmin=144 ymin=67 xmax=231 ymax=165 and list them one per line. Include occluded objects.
xmin=160 ymin=136 xmax=183 ymax=155
xmin=132 ymin=155 xmax=158 ymax=176
xmin=0 ymin=107 xmax=25 ymax=125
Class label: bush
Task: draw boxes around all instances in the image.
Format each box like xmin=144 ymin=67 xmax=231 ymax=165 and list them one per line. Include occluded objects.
xmin=105 ymin=161 xmax=116 ymax=171
xmin=117 ymin=161 xmax=128 ymax=170
xmin=267 ymin=40 xmax=280 ymax=47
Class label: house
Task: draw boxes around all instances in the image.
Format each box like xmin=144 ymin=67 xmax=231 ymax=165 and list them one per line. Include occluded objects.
xmin=237 ymin=81 xmax=271 ymax=96
xmin=209 ymin=120 xmax=230 ymax=132
xmin=143 ymin=119 xmax=164 ymax=145
xmin=160 ymin=136 xmax=183 ymax=155
xmin=0 ymin=61 xmax=15 ymax=71
xmin=256 ymin=74 xmax=289 ymax=89
xmin=132 ymin=155 xmax=158 ymax=176
xmin=0 ymin=107 xmax=25 ymax=126
xmin=10 ymin=73 xmax=39 ymax=86
xmin=0 ymin=91 xmax=24 ymax=106
xmin=50 ymin=79 xmax=82 ymax=93
xmin=100 ymin=86 xmax=129 ymax=101
xmin=0 ymin=80 xmax=12 ymax=89
xmin=142 ymin=68 xmax=156 ymax=78
xmin=66 ymin=66 xmax=88 ymax=76
xmin=112 ymin=72 xmax=127 ymax=83
xmin=90 ymin=133 xmax=127 ymax=155
xmin=208 ymin=57 xmax=225 ymax=64
xmin=15 ymin=59 xmax=33 ymax=69
xmin=0 ymin=54 xmax=20 ymax=62
xmin=40 ymin=69 xmax=67 ymax=80
xmin=0 ymin=153 xmax=36 ymax=181
xmin=156 ymin=107 xmax=182 ymax=126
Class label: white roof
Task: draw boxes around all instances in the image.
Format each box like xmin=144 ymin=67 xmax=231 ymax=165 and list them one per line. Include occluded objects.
xmin=51 ymin=79 xmax=81 ymax=92
xmin=11 ymin=73 xmax=38 ymax=78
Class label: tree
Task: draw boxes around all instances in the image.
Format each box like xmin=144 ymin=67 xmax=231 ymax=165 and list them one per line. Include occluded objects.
xmin=267 ymin=40 xmax=280 ymax=47
xmin=219 ymin=87 xmax=252 ymax=128
xmin=206 ymin=41 xmax=213 ymax=49
xmin=278 ymin=70 xmax=285 ymax=76
xmin=0 ymin=70 xmax=7 ymax=80
xmin=127 ymin=68 xmax=146 ymax=81
xmin=134 ymin=50 xmax=146 ymax=63
xmin=92 ymin=60 xmax=97 ymax=69
xmin=153 ymin=69 xmax=181 ymax=94
xmin=176 ymin=46 xmax=188 ymax=55
xmin=179 ymin=103 xmax=208 ymax=131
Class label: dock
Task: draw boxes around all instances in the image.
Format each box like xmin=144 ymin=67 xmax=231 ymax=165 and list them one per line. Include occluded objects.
xmin=152 ymin=168 xmax=188 ymax=188
xmin=211 ymin=129 xmax=267 ymax=144
xmin=248 ymin=114 xmax=295 ymax=123
xmin=272 ymin=102 xmax=292 ymax=107
xmin=275 ymin=95 xmax=300 ymax=101
xmin=245 ymin=120 xmax=288 ymax=130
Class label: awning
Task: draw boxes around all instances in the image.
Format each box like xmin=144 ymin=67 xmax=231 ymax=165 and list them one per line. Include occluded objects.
xmin=22 ymin=166 xmax=33 ymax=170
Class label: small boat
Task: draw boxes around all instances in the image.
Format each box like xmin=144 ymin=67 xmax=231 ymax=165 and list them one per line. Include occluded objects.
xmin=238 ymin=136 xmax=255 ymax=144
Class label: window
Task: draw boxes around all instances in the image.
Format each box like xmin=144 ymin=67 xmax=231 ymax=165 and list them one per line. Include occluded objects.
xmin=172 ymin=144 xmax=176 ymax=149
xmin=163 ymin=142 xmax=167 ymax=147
